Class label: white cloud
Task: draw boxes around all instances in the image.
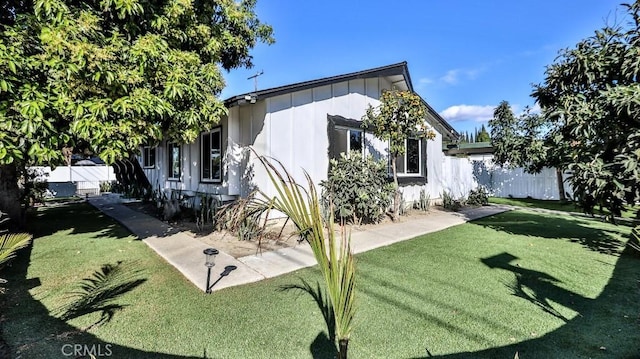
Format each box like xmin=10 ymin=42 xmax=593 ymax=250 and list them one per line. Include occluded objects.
xmin=440 ymin=70 xmax=460 ymax=85
xmin=439 ymin=67 xmax=484 ymax=85
xmin=418 ymin=77 xmax=434 ymax=85
xmin=440 ymin=105 xmax=495 ymax=123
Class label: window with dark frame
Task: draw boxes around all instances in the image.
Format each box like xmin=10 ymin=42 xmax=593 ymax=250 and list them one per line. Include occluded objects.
xmin=201 ymin=128 xmax=222 ymax=182
xmin=142 ymin=146 xmax=156 ymax=168
xmin=168 ymin=142 xmax=181 ymax=180
xmin=394 ymin=138 xmax=423 ymax=176
xmin=332 ymin=127 xmax=364 ymax=159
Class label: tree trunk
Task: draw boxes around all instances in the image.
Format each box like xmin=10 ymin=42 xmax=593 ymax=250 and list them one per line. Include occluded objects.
xmin=0 ymin=163 xmax=24 ymax=230
xmin=390 ymin=155 xmax=400 ymax=222
xmin=556 ymin=167 xmax=567 ymax=202
xmin=338 ymin=339 xmax=349 ymax=359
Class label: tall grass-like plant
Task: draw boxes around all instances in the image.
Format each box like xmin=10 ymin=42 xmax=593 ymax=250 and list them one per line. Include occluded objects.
xmin=250 ymin=155 xmax=356 ymax=359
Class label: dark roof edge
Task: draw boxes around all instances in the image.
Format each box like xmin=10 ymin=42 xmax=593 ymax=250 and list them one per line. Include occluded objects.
xmin=224 ymin=62 xmax=410 ymax=106
xmin=421 ymin=98 xmax=459 ymax=141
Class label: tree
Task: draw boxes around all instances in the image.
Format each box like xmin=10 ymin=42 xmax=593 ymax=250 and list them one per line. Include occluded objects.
xmin=361 ymin=89 xmax=435 ymax=221
xmin=489 ymin=101 xmax=567 ymax=201
xmin=0 ymin=0 xmax=273 ymax=228
xmin=477 ymin=124 xmax=491 ymax=142
xmin=532 ymin=1 xmax=640 ymax=218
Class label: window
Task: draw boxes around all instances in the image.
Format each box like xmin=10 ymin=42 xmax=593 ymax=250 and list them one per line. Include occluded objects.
xmin=395 ymin=138 xmax=422 ymax=176
xmin=142 ymin=146 xmax=156 ymax=168
xmin=201 ymin=128 xmax=222 ymax=182
xmin=168 ymin=142 xmax=181 ymax=180
xmin=332 ymin=127 xmax=364 ymax=159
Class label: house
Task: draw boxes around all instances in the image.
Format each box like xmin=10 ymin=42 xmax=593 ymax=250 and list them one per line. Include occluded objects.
xmin=140 ymin=62 xmax=459 ymax=205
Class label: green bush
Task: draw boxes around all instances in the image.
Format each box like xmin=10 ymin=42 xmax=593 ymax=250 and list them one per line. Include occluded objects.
xmin=441 ymin=191 xmax=462 ymax=211
xmin=466 ymin=186 xmax=489 ymax=206
xmin=321 ymin=152 xmax=394 ymax=224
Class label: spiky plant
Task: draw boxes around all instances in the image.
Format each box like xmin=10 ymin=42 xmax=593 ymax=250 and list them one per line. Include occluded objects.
xmin=250 ymin=154 xmax=356 ymax=359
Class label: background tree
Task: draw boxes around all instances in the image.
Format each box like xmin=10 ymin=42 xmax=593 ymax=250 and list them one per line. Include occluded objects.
xmin=532 ymin=1 xmax=640 ymax=218
xmin=361 ymin=89 xmax=435 ymax=221
xmin=489 ymin=101 xmax=568 ymax=201
xmin=476 ymin=124 xmax=491 ymax=142
xmin=0 ymin=0 xmax=273 ymax=228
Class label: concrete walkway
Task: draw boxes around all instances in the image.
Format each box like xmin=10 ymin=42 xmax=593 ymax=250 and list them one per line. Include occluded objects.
xmin=89 ymin=195 xmax=512 ymax=292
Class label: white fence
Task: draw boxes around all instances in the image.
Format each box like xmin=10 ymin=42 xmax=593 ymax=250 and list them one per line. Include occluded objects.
xmin=441 ymin=155 xmax=573 ymax=200
xmin=31 ymin=166 xmax=115 ymax=196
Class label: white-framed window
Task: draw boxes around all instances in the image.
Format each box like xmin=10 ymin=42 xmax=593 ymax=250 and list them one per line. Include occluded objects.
xmin=201 ymin=128 xmax=222 ymax=182
xmin=142 ymin=146 xmax=156 ymax=168
xmin=332 ymin=126 xmax=364 ymax=158
xmin=395 ymin=138 xmax=422 ymax=176
xmin=168 ymin=142 xmax=181 ymax=180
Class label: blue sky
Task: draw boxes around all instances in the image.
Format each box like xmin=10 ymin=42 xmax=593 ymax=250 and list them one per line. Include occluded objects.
xmin=220 ymin=0 xmax=625 ymax=136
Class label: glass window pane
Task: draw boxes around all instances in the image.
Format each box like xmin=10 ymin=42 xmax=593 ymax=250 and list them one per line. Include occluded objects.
xmin=202 ymin=134 xmax=211 ymax=180
xmin=170 ymin=143 xmax=181 ymax=178
xmin=395 ymin=154 xmax=405 ymax=173
xmin=406 ymin=138 xmax=420 ymax=174
xmin=212 ymin=131 xmax=221 ymax=180
xmin=350 ymin=130 xmax=362 ymax=154
xmin=334 ymin=128 xmax=348 ymax=157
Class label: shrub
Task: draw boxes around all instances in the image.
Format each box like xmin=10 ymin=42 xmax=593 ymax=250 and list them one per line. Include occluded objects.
xmin=441 ymin=191 xmax=462 ymax=211
xmin=466 ymin=186 xmax=489 ymax=206
xmin=321 ymin=152 xmax=394 ymax=224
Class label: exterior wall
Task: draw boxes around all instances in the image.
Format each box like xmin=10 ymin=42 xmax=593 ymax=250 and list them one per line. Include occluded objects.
xmin=141 ymin=116 xmax=235 ymax=200
xmin=139 ymin=76 xmax=453 ymax=204
xmin=241 ymin=77 xmax=389 ymax=201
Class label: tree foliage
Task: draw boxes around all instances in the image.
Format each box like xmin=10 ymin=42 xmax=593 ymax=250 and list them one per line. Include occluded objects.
xmin=0 ymin=0 xmax=273 ymax=226
xmin=532 ymin=1 xmax=640 ymax=217
xmin=0 ymin=0 xmax=273 ymax=166
xmin=361 ymin=89 xmax=435 ymax=220
xmin=489 ymin=101 xmax=547 ymax=173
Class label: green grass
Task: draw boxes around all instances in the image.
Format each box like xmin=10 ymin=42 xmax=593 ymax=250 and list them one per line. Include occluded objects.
xmin=489 ymin=197 xmax=639 ymax=219
xmin=2 ymin=203 xmax=639 ymax=358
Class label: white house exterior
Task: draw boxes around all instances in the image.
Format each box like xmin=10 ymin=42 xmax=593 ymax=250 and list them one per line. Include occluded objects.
xmin=140 ymin=62 xmax=459 ymax=203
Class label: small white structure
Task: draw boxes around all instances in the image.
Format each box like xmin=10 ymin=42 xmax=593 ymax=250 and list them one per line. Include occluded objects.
xmin=31 ymin=165 xmax=115 ymax=196
xmin=140 ymin=62 xmax=458 ymax=203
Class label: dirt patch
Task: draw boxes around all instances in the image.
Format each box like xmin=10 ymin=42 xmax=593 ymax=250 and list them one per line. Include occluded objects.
xmin=124 ymin=201 xmax=301 ymax=258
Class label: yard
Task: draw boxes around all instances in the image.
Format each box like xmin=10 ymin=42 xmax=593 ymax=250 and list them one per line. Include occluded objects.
xmin=2 ymin=203 xmax=639 ymax=358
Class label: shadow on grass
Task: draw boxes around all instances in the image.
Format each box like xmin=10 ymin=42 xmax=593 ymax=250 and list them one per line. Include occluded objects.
xmin=56 ymin=261 xmax=147 ymax=330
xmin=0 ymin=208 xmax=207 ymax=359
xmin=473 ymin=211 xmax=628 ymax=255
xmin=482 ymin=252 xmax=589 ymax=322
xmin=28 ymin=203 xmax=133 ymax=240
xmin=411 ymin=246 xmax=640 ymax=359
xmin=279 ymin=278 xmax=338 ymax=359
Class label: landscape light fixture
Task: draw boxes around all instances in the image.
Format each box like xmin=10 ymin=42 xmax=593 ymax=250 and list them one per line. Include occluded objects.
xmin=203 ymin=248 xmax=219 ymax=294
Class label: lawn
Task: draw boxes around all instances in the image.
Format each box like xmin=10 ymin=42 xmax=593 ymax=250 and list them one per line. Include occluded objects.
xmin=489 ymin=196 xmax=639 ymax=220
xmin=2 ymin=203 xmax=639 ymax=358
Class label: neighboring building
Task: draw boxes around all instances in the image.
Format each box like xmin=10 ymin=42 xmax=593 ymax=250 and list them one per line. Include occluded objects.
xmin=140 ymin=62 xmax=459 ymax=203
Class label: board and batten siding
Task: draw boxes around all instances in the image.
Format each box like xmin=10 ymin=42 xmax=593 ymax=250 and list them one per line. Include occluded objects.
xmin=141 ymin=116 xmax=231 ymax=197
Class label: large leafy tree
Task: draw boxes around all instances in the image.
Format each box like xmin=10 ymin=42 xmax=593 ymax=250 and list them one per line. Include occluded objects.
xmin=489 ymin=101 xmax=568 ymax=201
xmin=361 ymin=89 xmax=435 ymax=221
xmin=532 ymin=1 xmax=640 ymax=218
xmin=0 ymin=0 xmax=273 ymax=227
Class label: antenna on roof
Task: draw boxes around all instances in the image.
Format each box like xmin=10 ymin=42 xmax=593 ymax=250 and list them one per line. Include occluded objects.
xmin=247 ymin=70 xmax=264 ymax=93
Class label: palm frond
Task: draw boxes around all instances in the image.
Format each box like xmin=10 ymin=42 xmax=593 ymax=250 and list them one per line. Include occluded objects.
xmin=0 ymin=232 xmax=32 ymax=268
